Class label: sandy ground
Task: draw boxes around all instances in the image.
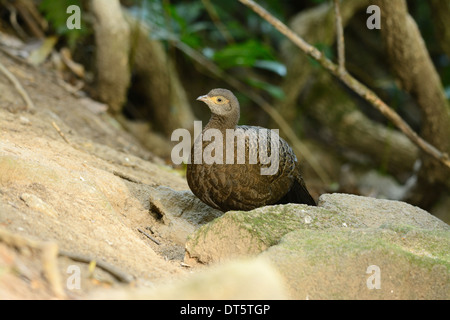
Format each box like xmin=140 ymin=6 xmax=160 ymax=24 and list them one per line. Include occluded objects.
xmin=0 ymin=51 xmax=198 ymax=299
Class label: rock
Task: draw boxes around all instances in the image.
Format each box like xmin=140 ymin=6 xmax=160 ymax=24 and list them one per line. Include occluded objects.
xmin=149 ymin=186 xmax=223 ymax=244
xmin=183 ymin=192 xmax=449 ymax=299
xmin=0 ymin=153 xmax=183 ymax=282
xmin=185 ymin=203 xmax=365 ymax=264
xmin=318 ymin=193 xmax=449 ymax=230
xmin=19 ymin=116 xmax=31 ymax=125
xmin=260 ymin=226 xmax=449 ymax=299
xmin=89 ymin=258 xmax=288 ymax=300
xmin=20 ymin=193 xmax=58 ymax=218
xmin=185 ymin=194 xmax=449 ymax=266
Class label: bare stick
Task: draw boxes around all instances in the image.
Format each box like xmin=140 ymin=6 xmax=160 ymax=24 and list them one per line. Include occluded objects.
xmin=51 ymin=121 xmax=71 ymax=145
xmin=137 ymin=227 xmax=161 ymax=245
xmin=238 ymin=0 xmax=450 ymax=169
xmin=0 ymin=228 xmax=65 ymax=298
xmin=201 ymin=0 xmax=235 ymax=44
xmin=59 ymin=250 xmax=134 ymax=283
xmin=333 ymin=0 xmax=346 ymax=75
xmin=0 ymin=60 xmax=35 ymax=111
xmin=113 ymin=170 xmax=143 ymax=184
xmin=41 ymin=242 xmax=65 ymax=298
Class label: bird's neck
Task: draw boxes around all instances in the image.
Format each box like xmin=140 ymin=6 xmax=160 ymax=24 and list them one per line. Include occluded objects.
xmin=204 ymin=114 xmax=238 ymax=132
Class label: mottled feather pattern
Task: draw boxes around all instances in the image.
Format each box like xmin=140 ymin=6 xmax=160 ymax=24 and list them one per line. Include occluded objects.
xmin=187 ymin=88 xmax=315 ymax=211
xmin=187 ymin=126 xmax=300 ymax=211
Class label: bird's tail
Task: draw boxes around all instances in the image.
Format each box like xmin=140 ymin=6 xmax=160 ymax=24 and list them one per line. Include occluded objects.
xmin=276 ymin=176 xmax=316 ymax=206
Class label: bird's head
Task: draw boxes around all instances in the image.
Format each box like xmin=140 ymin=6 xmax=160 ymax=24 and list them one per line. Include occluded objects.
xmin=197 ymin=88 xmax=240 ymax=119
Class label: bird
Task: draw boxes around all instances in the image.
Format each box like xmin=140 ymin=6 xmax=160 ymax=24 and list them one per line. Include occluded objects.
xmin=186 ymin=88 xmax=316 ymax=212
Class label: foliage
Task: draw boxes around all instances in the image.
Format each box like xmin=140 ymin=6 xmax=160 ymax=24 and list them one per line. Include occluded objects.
xmin=38 ymin=0 xmax=450 ymax=105
xmin=39 ymin=0 xmax=88 ymax=48
xmin=212 ymin=40 xmax=274 ymax=69
xmin=128 ymin=0 xmax=289 ymax=99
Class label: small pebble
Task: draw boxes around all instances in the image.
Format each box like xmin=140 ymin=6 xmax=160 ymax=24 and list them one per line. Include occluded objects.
xmin=19 ymin=116 xmax=30 ymax=125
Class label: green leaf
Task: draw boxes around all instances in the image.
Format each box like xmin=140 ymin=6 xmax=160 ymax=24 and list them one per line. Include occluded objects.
xmin=254 ymin=60 xmax=286 ymax=76
xmin=39 ymin=0 xmax=83 ymax=33
xmin=181 ymin=33 xmax=203 ymax=49
xmin=245 ymin=78 xmax=285 ymax=100
xmin=39 ymin=0 xmax=87 ymax=48
xmin=212 ymin=40 xmax=275 ymax=69
xmin=174 ymin=1 xmax=204 ymax=25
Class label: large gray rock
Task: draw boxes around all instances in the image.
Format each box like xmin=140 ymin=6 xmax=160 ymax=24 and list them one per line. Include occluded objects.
xmin=185 ymin=203 xmax=365 ymax=264
xmin=184 ymin=193 xmax=449 ymax=299
xmin=185 ymin=193 xmax=449 ymax=266
xmin=261 ymin=226 xmax=449 ymax=299
xmin=318 ymin=193 xmax=449 ymax=230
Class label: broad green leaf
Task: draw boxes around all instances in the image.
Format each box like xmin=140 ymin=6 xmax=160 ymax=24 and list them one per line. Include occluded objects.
xmin=254 ymin=60 xmax=286 ymax=77
xmin=212 ymin=40 xmax=275 ymax=69
xmin=246 ymin=78 xmax=285 ymax=100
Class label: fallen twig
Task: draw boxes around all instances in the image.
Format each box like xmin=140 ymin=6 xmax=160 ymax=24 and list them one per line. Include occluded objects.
xmin=0 ymin=60 xmax=35 ymax=111
xmin=112 ymin=170 xmax=143 ymax=184
xmin=0 ymin=228 xmax=134 ymax=286
xmin=238 ymin=0 xmax=450 ymax=170
xmin=137 ymin=227 xmax=161 ymax=245
xmin=51 ymin=121 xmax=71 ymax=145
xmin=0 ymin=228 xmax=65 ymax=298
xmin=59 ymin=250 xmax=134 ymax=284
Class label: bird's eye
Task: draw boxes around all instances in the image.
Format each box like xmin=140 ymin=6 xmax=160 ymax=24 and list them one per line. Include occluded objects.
xmin=212 ymin=96 xmax=227 ymax=104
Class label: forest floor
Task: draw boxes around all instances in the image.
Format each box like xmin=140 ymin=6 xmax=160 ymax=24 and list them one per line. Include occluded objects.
xmin=0 ymin=50 xmax=199 ymax=299
xmin=1 ymin=48 xmax=449 ymax=300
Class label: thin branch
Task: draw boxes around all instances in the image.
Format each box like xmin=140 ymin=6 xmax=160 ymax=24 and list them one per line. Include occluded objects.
xmin=0 ymin=60 xmax=35 ymax=111
xmin=137 ymin=227 xmax=161 ymax=245
xmin=113 ymin=170 xmax=143 ymax=184
xmin=51 ymin=121 xmax=71 ymax=145
xmin=0 ymin=228 xmax=65 ymax=298
xmin=201 ymin=0 xmax=235 ymax=44
xmin=333 ymin=0 xmax=346 ymax=75
xmin=238 ymin=0 xmax=450 ymax=170
xmin=59 ymin=250 xmax=134 ymax=283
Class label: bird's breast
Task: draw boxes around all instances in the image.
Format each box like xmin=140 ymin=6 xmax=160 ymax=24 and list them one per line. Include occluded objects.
xmin=186 ymin=126 xmax=299 ymax=211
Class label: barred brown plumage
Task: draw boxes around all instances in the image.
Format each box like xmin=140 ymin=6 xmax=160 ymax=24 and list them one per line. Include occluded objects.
xmin=186 ymin=88 xmax=315 ymax=212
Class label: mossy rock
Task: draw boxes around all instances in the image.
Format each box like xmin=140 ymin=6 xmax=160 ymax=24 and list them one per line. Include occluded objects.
xmin=185 ymin=203 xmax=364 ymax=264
xmin=185 ymin=194 xmax=449 ymax=268
xmin=318 ymin=193 xmax=449 ymax=230
xmin=261 ymin=226 xmax=449 ymax=299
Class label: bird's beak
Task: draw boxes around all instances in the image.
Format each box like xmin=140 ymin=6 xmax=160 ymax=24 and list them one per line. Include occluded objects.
xmin=196 ymin=95 xmax=209 ymax=102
